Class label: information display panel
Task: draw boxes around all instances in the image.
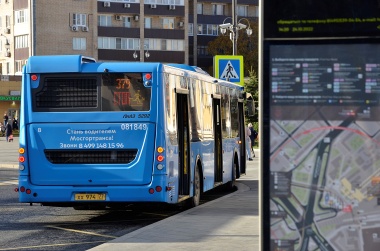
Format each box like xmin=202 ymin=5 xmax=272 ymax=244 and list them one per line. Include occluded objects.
xmin=264 ymin=0 xmax=380 ymax=38
xmin=264 ymin=41 xmax=380 ymax=251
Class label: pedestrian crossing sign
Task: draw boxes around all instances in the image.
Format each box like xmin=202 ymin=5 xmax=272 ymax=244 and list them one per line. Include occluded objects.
xmin=214 ymin=55 xmax=244 ymax=86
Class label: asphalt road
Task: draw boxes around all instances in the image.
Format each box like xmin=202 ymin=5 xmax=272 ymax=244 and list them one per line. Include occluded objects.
xmin=0 ymin=136 xmax=19 ymax=167
xmin=0 ymin=137 xmax=237 ymax=251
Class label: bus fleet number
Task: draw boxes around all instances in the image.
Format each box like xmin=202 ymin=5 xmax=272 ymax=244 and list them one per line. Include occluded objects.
xmin=121 ymin=123 xmax=148 ymax=131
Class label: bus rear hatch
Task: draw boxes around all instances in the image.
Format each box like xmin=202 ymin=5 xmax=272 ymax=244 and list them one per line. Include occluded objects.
xmin=26 ymin=123 xmax=155 ymax=186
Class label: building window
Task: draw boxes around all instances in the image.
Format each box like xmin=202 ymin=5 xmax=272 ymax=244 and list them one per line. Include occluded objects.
xmin=98 ymin=15 xmax=112 ymax=27
xmin=73 ymin=37 xmax=86 ymax=50
xmin=73 ymin=13 xmax=87 ymax=27
xmin=169 ymin=39 xmax=183 ymax=51
xmin=197 ymin=46 xmax=209 ymax=56
xmin=6 ymin=15 xmax=11 ymax=27
xmin=197 ymin=3 xmax=203 ymax=14
xmin=97 ymin=37 xmax=184 ymax=52
xmin=123 ymin=16 xmax=131 ymax=27
xmin=197 ymin=24 xmax=202 ymax=34
xmin=130 ymin=38 xmax=139 ymax=49
xmin=116 ymin=38 xmax=122 ymax=49
xmin=146 ymin=39 xmax=159 ymax=50
xmin=145 ymin=38 xmax=184 ymax=51
xmin=145 ymin=0 xmax=184 ymax=5
xmin=252 ymin=6 xmax=259 ymax=17
xmin=212 ymin=4 xmax=225 ymax=15
xmin=205 ymin=24 xmax=218 ymax=35
xmin=15 ymin=60 xmax=26 ymax=74
xmin=162 ymin=18 xmax=174 ymax=29
xmin=188 ymin=23 xmax=193 ymax=36
xmin=197 ymin=24 xmax=219 ymax=36
xmin=98 ymin=37 xmax=139 ymax=50
xmin=116 ymin=38 xmax=136 ymax=50
xmin=15 ymin=35 xmax=28 ymax=49
xmin=145 ymin=17 xmax=152 ymax=28
xmin=237 ymin=5 xmax=248 ymax=17
xmin=100 ymin=37 xmax=115 ymax=49
xmin=15 ymin=10 xmax=27 ymax=24
xmin=161 ymin=40 xmax=166 ymax=50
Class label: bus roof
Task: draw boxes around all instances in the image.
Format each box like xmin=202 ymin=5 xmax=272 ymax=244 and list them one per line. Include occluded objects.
xmin=25 ymin=55 xmax=162 ymax=74
xmin=164 ymin=64 xmax=244 ymax=91
xmin=25 ymin=55 xmax=244 ymax=91
xmin=165 ymin=64 xmax=210 ymax=75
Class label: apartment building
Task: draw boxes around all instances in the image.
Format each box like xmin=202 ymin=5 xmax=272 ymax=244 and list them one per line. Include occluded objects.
xmin=0 ymin=0 xmax=258 ymax=118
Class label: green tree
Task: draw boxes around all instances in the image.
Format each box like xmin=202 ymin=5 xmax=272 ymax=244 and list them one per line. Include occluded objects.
xmin=207 ymin=19 xmax=258 ymax=76
xmin=244 ymin=68 xmax=259 ymax=132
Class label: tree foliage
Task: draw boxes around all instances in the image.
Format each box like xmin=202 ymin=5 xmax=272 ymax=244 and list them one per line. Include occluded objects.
xmin=245 ymin=68 xmax=259 ymax=131
xmin=207 ymin=19 xmax=259 ymax=76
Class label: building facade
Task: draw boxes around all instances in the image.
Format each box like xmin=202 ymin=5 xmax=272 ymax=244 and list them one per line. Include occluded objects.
xmin=0 ymin=0 xmax=258 ymax=120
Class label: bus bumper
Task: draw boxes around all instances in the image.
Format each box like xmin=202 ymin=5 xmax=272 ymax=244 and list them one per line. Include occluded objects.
xmin=17 ymin=176 xmax=176 ymax=205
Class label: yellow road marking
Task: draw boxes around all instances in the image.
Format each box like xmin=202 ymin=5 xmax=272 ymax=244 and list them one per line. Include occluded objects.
xmin=0 ymin=241 xmax=106 ymax=250
xmin=47 ymin=225 xmax=117 ymax=239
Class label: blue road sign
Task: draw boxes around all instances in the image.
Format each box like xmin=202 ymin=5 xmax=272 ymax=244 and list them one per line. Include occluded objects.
xmin=214 ymin=55 xmax=244 ymax=86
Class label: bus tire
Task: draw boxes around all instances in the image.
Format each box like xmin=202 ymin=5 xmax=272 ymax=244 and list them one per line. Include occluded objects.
xmin=226 ymin=162 xmax=237 ymax=191
xmin=189 ymin=167 xmax=201 ymax=207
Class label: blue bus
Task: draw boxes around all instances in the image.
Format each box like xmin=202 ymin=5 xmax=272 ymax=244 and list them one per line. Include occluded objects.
xmin=17 ymin=55 xmax=254 ymax=208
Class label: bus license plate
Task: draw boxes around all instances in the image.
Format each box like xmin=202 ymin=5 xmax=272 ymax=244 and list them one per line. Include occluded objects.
xmin=74 ymin=193 xmax=106 ymax=201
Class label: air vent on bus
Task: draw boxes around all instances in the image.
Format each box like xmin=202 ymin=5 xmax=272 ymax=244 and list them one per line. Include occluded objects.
xmin=44 ymin=149 xmax=138 ymax=164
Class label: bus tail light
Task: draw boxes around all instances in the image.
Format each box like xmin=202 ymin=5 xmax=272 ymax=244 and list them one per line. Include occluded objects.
xmin=144 ymin=73 xmax=152 ymax=86
xmin=31 ymin=74 xmax=38 ymax=81
xmin=149 ymin=188 xmax=154 ymax=194
xmin=156 ymin=146 xmax=164 ymax=153
xmin=19 ymin=148 xmax=25 ymax=163
xmin=18 ymin=186 xmax=33 ymax=195
xmin=145 ymin=73 xmax=152 ymax=80
xmin=156 ymin=146 xmax=164 ymax=163
xmin=155 ymin=186 xmax=162 ymax=192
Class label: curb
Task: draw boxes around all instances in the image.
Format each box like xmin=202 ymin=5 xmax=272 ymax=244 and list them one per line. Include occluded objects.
xmin=99 ymin=181 xmax=251 ymax=244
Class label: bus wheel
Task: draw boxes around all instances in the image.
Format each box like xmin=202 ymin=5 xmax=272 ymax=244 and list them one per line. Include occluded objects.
xmin=189 ymin=167 xmax=201 ymax=207
xmin=226 ymin=162 xmax=237 ymax=191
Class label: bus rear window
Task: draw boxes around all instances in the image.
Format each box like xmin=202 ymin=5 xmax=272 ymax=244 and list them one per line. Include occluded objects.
xmin=32 ymin=73 xmax=151 ymax=112
xmin=102 ymin=73 xmax=150 ymax=111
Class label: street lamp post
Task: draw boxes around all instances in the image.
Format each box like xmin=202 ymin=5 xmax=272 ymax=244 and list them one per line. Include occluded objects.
xmin=218 ymin=1 xmax=252 ymax=55
xmin=133 ymin=45 xmax=150 ymax=61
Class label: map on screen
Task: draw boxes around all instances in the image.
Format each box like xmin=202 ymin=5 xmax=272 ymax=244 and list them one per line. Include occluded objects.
xmin=269 ymin=43 xmax=380 ymax=251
